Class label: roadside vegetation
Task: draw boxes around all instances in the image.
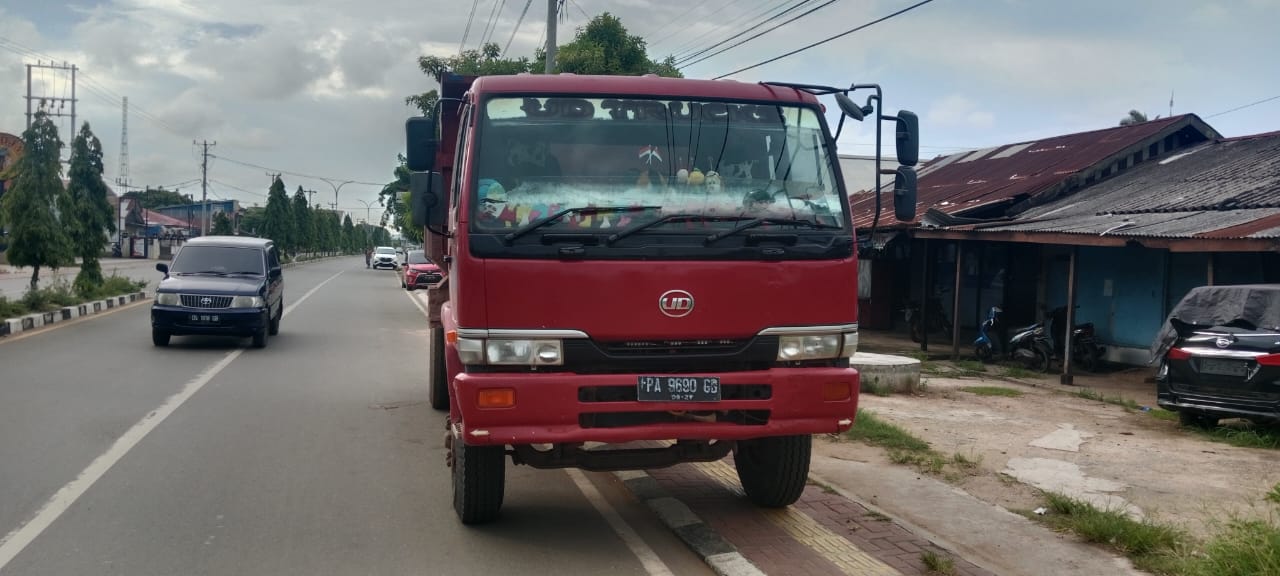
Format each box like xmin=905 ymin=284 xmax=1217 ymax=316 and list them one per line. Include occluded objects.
xmin=845 ymin=409 xmax=983 ymax=481
xmin=1033 ymin=489 xmax=1280 ymax=576
xmin=920 ymin=550 xmax=956 ymax=575
xmin=0 ymin=274 xmax=145 ymax=320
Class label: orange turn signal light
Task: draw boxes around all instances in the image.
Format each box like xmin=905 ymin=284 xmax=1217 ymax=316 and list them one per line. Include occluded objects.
xmin=445 ymin=330 xmax=459 ymax=344
xmin=822 ymin=381 xmax=851 ymax=402
xmin=477 ymin=388 xmax=516 ymax=409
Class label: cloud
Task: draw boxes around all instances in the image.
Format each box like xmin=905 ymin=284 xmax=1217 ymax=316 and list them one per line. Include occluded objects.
xmin=927 ymin=95 xmax=995 ymax=130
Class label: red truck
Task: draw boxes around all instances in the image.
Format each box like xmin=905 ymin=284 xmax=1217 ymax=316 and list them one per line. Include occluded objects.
xmin=406 ymin=72 xmax=918 ymax=524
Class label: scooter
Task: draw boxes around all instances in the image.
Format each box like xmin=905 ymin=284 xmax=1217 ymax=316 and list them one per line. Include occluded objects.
xmin=1049 ymin=306 xmax=1107 ymax=372
xmin=1008 ymin=319 xmax=1053 ymax=372
xmin=974 ymin=306 xmax=1002 ymax=362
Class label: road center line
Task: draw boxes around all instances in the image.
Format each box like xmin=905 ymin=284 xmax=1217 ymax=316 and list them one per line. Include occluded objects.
xmin=405 ymin=288 xmax=672 ymax=575
xmin=0 ymin=268 xmax=345 ymax=571
xmin=566 ymin=469 xmax=675 ymax=576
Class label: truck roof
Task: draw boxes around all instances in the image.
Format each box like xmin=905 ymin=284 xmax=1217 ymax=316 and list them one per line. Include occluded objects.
xmin=470 ymin=74 xmax=821 ymax=106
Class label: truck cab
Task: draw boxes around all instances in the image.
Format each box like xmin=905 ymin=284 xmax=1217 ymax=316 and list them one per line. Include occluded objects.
xmin=407 ymin=73 xmax=918 ymax=524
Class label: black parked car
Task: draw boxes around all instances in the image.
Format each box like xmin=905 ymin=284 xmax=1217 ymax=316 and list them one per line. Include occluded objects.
xmin=151 ymin=236 xmax=285 ymax=348
xmin=1152 ymin=284 xmax=1280 ymax=427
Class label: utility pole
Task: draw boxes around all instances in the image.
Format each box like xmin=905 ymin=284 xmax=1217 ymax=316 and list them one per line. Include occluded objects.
xmin=25 ymin=62 xmax=78 ymax=162
xmin=544 ymin=0 xmax=558 ymax=74
xmin=196 ymin=140 xmax=216 ymax=235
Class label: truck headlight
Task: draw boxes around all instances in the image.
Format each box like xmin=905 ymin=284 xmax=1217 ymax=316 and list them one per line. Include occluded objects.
xmin=155 ymin=292 xmax=179 ymax=306
xmin=842 ymin=331 xmax=859 ymax=357
xmin=777 ymin=334 xmax=842 ymax=361
xmin=231 ymin=295 xmax=265 ymax=308
xmin=456 ymin=338 xmax=563 ymax=366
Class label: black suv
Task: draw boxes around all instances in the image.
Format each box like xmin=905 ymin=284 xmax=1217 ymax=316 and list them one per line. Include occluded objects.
xmin=151 ymin=236 xmax=285 ymax=348
xmin=1153 ymin=284 xmax=1280 ymax=426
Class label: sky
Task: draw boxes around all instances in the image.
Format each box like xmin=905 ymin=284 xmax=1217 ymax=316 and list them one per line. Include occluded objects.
xmin=2 ymin=0 xmax=1279 ymax=221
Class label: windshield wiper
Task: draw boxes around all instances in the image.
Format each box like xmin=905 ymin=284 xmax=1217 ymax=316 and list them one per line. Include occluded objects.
xmin=177 ymin=270 xmax=229 ymax=276
xmin=503 ymin=206 xmax=661 ymax=245
xmin=704 ymin=217 xmax=842 ymax=245
xmin=604 ymin=214 xmax=754 ymax=246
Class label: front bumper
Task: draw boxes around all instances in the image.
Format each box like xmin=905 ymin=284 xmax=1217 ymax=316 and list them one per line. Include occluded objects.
xmin=372 ymin=259 xmax=397 ymax=268
xmin=152 ymin=305 xmax=268 ymax=336
xmin=452 ymin=367 xmax=859 ymax=446
xmin=410 ymin=271 xmax=443 ymax=286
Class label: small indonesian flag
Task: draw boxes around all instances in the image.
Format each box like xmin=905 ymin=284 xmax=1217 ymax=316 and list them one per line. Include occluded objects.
xmin=638 ymin=145 xmax=663 ymax=165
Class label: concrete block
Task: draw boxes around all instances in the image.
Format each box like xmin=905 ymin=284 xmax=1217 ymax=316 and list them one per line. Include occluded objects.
xmin=62 ymin=306 xmax=79 ymax=319
xmin=4 ymin=318 xmax=21 ymax=335
xmin=92 ymin=301 xmax=103 ymax=313
xmin=42 ymin=311 xmax=56 ymax=325
xmin=21 ymin=314 xmax=42 ymax=330
xmin=852 ymin=352 xmax=922 ymax=394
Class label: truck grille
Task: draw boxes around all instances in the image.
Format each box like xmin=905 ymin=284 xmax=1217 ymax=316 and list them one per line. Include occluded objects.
xmin=180 ymin=295 xmax=233 ymax=309
xmin=579 ymin=410 xmax=771 ymax=428
xmin=578 ymin=384 xmax=772 ymax=402
xmin=602 ymin=339 xmax=748 ymax=356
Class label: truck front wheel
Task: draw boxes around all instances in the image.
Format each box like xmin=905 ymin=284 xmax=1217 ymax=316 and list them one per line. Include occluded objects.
xmin=428 ymin=327 xmax=449 ymax=411
xmin=734 ymin=435 xmax=811 ymax=508
xmin=451 ymin=436 xmax=505 ymax=524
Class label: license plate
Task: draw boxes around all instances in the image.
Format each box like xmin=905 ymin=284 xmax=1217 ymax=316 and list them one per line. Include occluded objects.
xmin=189 ymin=314 xmax=220 ymax=324
xmin=637 ymin=376 xmax=721 ymax=402
xmin=1200 ymin=358 xmax=1248 ymax=377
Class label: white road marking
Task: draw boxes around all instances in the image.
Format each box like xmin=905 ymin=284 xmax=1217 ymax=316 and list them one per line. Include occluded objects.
xmin=0 ymin=269 xmax=345 ymax=571
xmin=566 ymin=469 xmax=675 ymax=576
xmin=404 ymin=288 xmax=673 ymax=575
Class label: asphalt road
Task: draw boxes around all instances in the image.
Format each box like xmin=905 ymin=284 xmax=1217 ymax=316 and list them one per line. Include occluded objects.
xmin=0 ymin=257 xmax=710 ymax=576
xmin=0 ymin=258 xmax=161 ymax=299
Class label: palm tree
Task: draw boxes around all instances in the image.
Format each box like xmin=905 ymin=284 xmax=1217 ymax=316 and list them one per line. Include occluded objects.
xmin=1119 ymin=110 xmax=1149 ymax=126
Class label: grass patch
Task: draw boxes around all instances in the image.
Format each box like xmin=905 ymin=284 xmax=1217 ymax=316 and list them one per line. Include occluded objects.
xmin=1074 ymin=388 xmax=1141 ymax=411
xmin=809 ymin=480 xmax=839 ymax=495
xmin=920 ymin=550 xmax=956 ymax=575
xmin=1150 ymin=409 xmax=1180 ymax=422
xmin=1191 ymin=517 xmax=1280 ymax=576
xmin=960 ymin=385 xmax=1023 ymax=398
xmin=999 ymin=364 xmax=1037 ymax=379
xmin=1193 ymin=425 xmax=1280 ymax=450
xmin=1037 ymin=492 xmax=1187 ymax=572
xmin=953 ymin=359 xmax=987 ymax=373
xmin=1267 ymin=483 xmax=1280 ymax=506
xmin=845 ymin=409 xmax=982 ymax=480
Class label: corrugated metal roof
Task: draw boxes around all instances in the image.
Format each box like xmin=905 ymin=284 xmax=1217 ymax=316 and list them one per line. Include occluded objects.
xmin=850 ymin=114 xmax=1217 ymax=229
xmin=957 ymin=132 xmax=1280 ymax=240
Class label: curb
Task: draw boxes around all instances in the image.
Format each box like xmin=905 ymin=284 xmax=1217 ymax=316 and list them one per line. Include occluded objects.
xmin=1 ymin=291 xmax=148 ymax=338
xmin=612 ymin=470 xmax=766 ymax=576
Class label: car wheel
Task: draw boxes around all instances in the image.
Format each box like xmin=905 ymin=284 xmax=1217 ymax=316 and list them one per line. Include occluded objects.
xmin=429 ymin=327 xmax=450 ymax=411
xmin=252 ymin=316 xmax=268 ymax=349
xmin=268 ymin=304 xmax=282 ymax=336
xmin=734 ymin=435 xmax=811 ymax=508
xmin=1178 ymin=410 xmax=1219 ymax=429
xmin=450 ymin=430 xmax=505 ymax=525
xmin=152 ymin=328 xmax=171 ymax=347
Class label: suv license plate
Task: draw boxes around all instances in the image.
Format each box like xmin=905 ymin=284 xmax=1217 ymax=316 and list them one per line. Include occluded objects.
xmin=189 ymin=314 xmax=220 ymax=324
xmin=1199 ymin=358 xmax=1248 ymax=377
xmin=637 ymin=376 xmax=721 ymax=402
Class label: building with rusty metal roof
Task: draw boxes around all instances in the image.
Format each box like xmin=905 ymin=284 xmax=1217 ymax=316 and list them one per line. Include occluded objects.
xmin=855 ymin=117 xmax=1280 ymax=372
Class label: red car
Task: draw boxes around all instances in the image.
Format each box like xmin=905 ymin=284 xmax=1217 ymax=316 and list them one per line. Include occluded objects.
xmin=401 ymin=250 xmax=443 ymax=290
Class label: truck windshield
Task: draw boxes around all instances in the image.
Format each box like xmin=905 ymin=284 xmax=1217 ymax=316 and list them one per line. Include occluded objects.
xmin=471 ymin=96 xmax=846 ymax=238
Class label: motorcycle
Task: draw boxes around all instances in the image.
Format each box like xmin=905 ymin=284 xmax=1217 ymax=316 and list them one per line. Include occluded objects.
xmin=974 ymin=306 xmax=1002 ymax=362
xmin=905 ymin=296 xmax=953 ymax=343
xmin=1008 ymin=318 xmax=1053 ymax=372
xmin=1049 ymin=306 xmax=1107 ymax=372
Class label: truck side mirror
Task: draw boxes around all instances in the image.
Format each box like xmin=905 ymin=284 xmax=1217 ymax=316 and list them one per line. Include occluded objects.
xmin=410 ymin=171 xmax=446 ymax=229
xmin=406 ymin=116 xmax=438 ymax=172
xmin=834 ymin=93 xmax=865 ymax=122
xmin=895 ymin=110 xmax=919 ymax=167
xmin=894 ymin=166 xmax=918 ymax=222
xmin=156 ymin=262 xmax=169 ymax=275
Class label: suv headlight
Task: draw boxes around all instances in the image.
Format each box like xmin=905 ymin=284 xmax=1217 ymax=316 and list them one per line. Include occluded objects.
xmin=155 ymin=292 xmax=179 ymax=306
xmin=457 ymin=338 xmax=563 ymax=366
xmin=231 ymin=295 xmax=265 ymax=308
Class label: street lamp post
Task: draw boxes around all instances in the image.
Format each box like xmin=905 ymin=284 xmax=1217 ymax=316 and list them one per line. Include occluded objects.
xmin=319 ymin=178 xmax=356 ymax=213
xmin=356 ymin=199 xmax=374 ymax=247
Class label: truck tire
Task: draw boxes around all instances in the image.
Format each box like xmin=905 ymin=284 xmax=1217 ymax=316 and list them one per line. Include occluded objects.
xmin=734 ymin=434 xmax=811 ymax=508
xmin=452 ymin=437 xmax=505 ymax=524
xmin=429 ymin=327 xmax=449 ymax=411
xmin=152 ymin=328 xmax=170 ymax=347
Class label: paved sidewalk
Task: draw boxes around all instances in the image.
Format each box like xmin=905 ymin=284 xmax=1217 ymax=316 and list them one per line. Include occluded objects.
xmin=643 ymin=454 xmax=995 ymax=576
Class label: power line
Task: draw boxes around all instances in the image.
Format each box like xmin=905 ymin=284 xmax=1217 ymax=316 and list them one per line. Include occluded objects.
xmin=502 ymin=0 xmax=535 ymax=56
xmin=211 ymin=179 xmax=267 ymax=198
xmin=1205 ymin=94 xmax=1280 ymax=119
xmin=664 ymin=0 xmax=793 ymax=60
xmin=458 ymin=0 xmax=482 ymax=53
xmin=209 ymin=154 xmax=384 ymax=187
xmin=479 ymin=0 xmax=504 ymax=49
xmin=714 ymin=0 xmax=938 ymax=79
xmin=678 ymin=0 xmax=840 ymax=69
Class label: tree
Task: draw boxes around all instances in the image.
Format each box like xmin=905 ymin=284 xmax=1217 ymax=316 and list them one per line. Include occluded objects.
xmin=123 ymin=187 xmax=192 ymax=209
xmin=239 ymin=206 xmax=266 ymax=236
xmin=291 ymin=186 xmax=312 ymax=255
xmin=211 ymin=211 xmax=233 ymax=235
xmin=260 ymin=177 xmax=294 ymax=252
xmin=0 ymin=112 xmax=73 ymax=289
xmin=1119 ymin=110 xmax=1149 ymax=126
xmin=406 ymin=43 xmax=533 ymax=116
xmin=378 ymin=155 xmax=422 ymax=244
xmin=342 ymin=214 xmax=357 ymax=252
xmin=540 ymin=13 xmax=683 ymax=78
xmin=63 ymin=123 xmax=117 ymax=295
